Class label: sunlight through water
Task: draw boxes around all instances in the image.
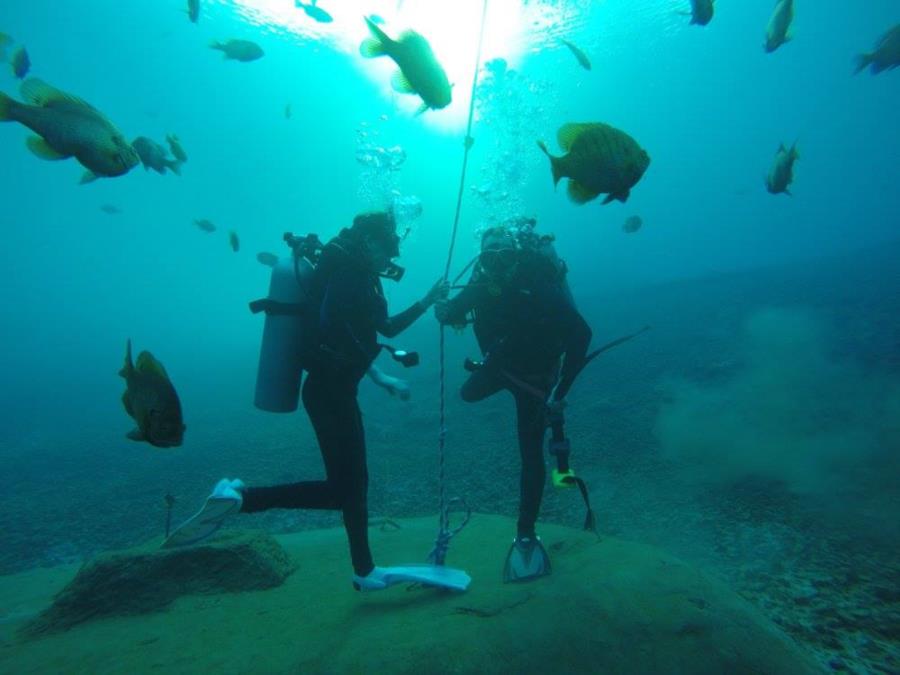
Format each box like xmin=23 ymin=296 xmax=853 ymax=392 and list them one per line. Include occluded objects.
xmin=226 ymin=0 xmax=548 ymax=131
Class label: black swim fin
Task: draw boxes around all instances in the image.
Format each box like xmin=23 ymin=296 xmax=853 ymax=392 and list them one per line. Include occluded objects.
xmin=503 ymin=536 xmax=551 ymax=583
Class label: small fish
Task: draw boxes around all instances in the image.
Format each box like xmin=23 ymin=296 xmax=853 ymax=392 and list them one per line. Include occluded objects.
xmin=765 ymin=0 xmax=794 ymax=54
xmin=210 ymin=39 xmax=264 ymax=62
xmin=187 ymin=0 xmax=200 ymax=24
xmin=295 ymin=0 xmax=333 ymax=23
xmin=132 ymin=136 xmax=181 ymax=175
xmin=194 ymin=219 xmax=216 ymax=233
xmin=622 ymin=215 xmax=643 ymax=233
xmin=360 ymin=17 xmax=451 ymax=114
xmin=119 ymin=339 xmax=186 ymax=448
xmin=561 ymin=39 xmax=591 ymax=70
xmin=765 ymin=142 xmax=799 ymax=196
xmin=681 ymin=0 xmax=714 ymax=27
xmin=855 ymin=24 xmax=900 ymax=75
xmin=0 ymin=78 xmax=140 ymax=184
xmin=256 ymin=252 xmax=278 ymax=267
xmin=100 ymin=204 xmax=122 ymax=215
xmin=537 ymin=122 xmax=651 ymax=205
xmin=166 ymin=133 xmax=187 ymax=163
xmin=284 ymin=103 xmax=292 ymax=119
xmin=10 ymin=46 xmax=30 ymax=79
xmin=229 ymin=230 xmax=240 ymax=252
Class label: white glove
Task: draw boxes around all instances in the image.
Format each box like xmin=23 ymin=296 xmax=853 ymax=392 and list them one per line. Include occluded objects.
xmin=383 ymin=376 xmax=411 ymax=401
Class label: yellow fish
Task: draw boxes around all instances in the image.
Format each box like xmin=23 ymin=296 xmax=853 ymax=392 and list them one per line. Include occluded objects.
xmin=0 ymin=78 xmax=138 ymax=183
xmin=360 ymin=17 xmax=451 ymax=114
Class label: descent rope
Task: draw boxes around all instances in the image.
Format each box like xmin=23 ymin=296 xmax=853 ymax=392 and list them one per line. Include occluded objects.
xmin=429 ymin=0 xmax=490 ymax=566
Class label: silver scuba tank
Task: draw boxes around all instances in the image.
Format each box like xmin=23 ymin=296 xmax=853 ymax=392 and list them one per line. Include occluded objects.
xmin=252 ymin=253 xmax=315 ymax=413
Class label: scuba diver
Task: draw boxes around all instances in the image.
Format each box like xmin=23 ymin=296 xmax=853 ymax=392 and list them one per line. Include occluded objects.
xmin=434 ymin=218 xmax=592 ymax=582
xmin=166 ymin=210 xmax=448 ymax=591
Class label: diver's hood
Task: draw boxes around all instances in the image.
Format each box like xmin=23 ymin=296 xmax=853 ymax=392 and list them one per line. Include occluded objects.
xmin=321 ymin=229 xmax=404 ymax=281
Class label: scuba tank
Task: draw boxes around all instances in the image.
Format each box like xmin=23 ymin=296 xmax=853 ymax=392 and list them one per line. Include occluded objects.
xmin=249 ymin=233 xmax=322 ymax=413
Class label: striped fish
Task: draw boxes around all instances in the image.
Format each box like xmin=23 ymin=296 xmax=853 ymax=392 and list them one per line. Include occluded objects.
xmin=537 ymin=122 xmax=650 ymax=205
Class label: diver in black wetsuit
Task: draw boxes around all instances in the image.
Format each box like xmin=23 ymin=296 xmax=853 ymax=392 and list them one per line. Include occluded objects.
xmin=434 ymin=222 xmax=591 ymax=581
xmin=169 ymin=211 xmax=446 ymax=590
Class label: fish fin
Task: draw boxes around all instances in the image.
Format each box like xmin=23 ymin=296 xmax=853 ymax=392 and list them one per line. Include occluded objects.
xmin=391 ymin=70 xmax=416 ymax=94
xmin=854 ymin=53 xmax=872 ymax=75
xmin=567 ymin=180 xmax=600 ymax=204
xmin=19 ymin=78 xmax=97 ymax=112
xmin=26 ymin=135 xmax=69 ymax=160
xmin=0 ymin=91 xmax=15 ymax=121
xmin=136 ymin=351 xmax=171 ymax=381
xmin=119 ymin=338 xmax=134 ymax=378
xmin=415 ymin=101 xmax=429 ymax=116
xmin=362 ymin=16 xmax=392 ymax=55
xmin=79 ymin=170 xmax=98 ymax=185
xmin=557 ymin=123 xmax=595 ymax=152
xmin=784 ymin=189 xmax=792 ymax=196
xmin=790 ymin=142 xmax=800 ymax=160
xmin=126 ymin=428 xmax=146 ymax=442
xmin=167 ymin=159 xmax=182 ymax=175
xmin=359 ymin=38 xmax=386 ymax=58
xmin=121 ymin=391 xmax=134 ymax=417
xmin=537 ymin=141 xmax=563 ymax=187
xmin=615 ymin=189 xmax=631 ymax=203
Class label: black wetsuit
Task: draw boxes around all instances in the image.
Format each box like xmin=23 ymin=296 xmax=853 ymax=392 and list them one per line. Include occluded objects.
xmin=440 ymin=252 xmax=591 ymax=538
xmin=241 ymin=236 xmax=425 ymax=576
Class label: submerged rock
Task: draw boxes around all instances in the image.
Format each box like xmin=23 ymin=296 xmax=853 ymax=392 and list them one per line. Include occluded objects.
xmin=21 ymin=530 xmax=294 ymax=636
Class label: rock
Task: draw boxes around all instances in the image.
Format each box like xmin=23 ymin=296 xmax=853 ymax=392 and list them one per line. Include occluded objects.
xmin=20 ymin=530 xmax=295 ymax=636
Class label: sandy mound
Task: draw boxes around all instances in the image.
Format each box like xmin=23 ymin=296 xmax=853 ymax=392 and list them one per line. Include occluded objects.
xmin=20 ymin=530 xmax=294 ymax=636
xmin=0 ymin=514 xmax=822 ymax=674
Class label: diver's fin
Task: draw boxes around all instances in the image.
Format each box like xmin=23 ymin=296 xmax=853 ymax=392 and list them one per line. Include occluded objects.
xmin=390 ymin=70 xmax=416 ymax=94
xmin=503 ymin=536 xmax=551 ymax=583
xmin=567 ymin=179 xmax=599 ymax=204
xmin=353 ymin=564 xmax=471 ymax=592
xmin=162 ymin=479 xmax=243 ymax=549
xmin=26 ymin=135 xmax=68 ymax=160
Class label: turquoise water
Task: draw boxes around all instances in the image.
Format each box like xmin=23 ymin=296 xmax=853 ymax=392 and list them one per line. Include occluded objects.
xmin=1 ymin=1 xmax=899 ymax=671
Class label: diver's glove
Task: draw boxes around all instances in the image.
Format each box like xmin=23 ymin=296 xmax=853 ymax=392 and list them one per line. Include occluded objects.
xmin=367 ymin=365 xmax=411 ymax=400
xmin=421 ymin=278 xmax=450 ymax=308
xmin=382 ymin=376 xmax=411 ymax=400
xmin=434 ymin=300 xmax=451 ymax=323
